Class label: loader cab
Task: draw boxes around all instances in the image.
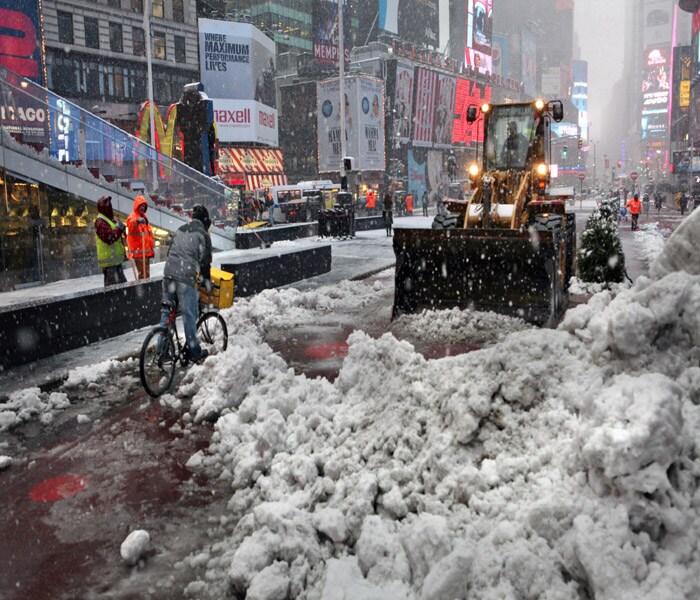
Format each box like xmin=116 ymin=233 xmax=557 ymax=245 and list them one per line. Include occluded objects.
xmin=484 ymin=103 xmax=546 ymax=171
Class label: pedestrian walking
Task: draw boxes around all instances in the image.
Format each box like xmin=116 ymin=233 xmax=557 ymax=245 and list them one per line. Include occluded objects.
xmin=422 ymin=190 xmax=429 ymax=217
xmin=625 ymin=193 xmax=642 ymax=231
xmin=436 ymin=193 xmax=444 ymax=216
xmin=382 ymin=193 xmax=393 ymax=237
xmin=126 ymin=195 xmax=155 ymax=279
xmin=366 ymin=188 xmax=376 ymax=215
xmin=406 ymin=192 xmax=414 ymax=216
xmin=94 ymin=196 xmax=127 ymax=287
xmin=265 ymin=188 xmax=275 ymax=225
xmin=680 ymin=192 xmax=688 ymax=216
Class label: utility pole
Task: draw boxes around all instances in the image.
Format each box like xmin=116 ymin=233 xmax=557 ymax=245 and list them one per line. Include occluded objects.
xmin=338 ymin=0 xmax=347 ymax=190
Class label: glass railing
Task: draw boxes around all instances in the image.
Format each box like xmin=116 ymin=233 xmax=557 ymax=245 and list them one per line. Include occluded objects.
xmin=0 ymin=67 xmax=238 ymax=238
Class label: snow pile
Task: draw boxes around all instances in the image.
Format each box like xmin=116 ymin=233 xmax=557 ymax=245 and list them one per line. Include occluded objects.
xmin=393 ymin=307 xmax=531 ymax=344
xmin=567 ymin=276 xmax=629 ymax=296
xmin=650 ymin=210 xmax=700 ymax=279
xmin=0 ymin=388 xmax=70 ymax=431
xmin=0 ymin=455 xmax=13 ymax=470
xmin=120 ymin=529 xmax=150 ymax=566
xmin=175 ymin=207 xmax=700 ymax=599
xmin=634 ymin=222 xmax=666 ymax=266
xmin=63 ymin=359 xmax=126 ymax=389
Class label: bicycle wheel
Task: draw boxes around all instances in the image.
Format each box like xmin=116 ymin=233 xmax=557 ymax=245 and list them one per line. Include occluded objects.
xmin=140 ymin=326 xmax=177 ymax=397
xmin=197 ymin=312 xmax=228 ymax=355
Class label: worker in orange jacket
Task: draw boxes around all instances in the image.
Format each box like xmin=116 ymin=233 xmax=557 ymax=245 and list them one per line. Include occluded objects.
xmin=365 ymin=189 xmax=376 ymax=215
xmin=126 ymin=195 xmax=155 ymax=279
xmin=625 ymin=193 xmax=642 ymax=231
xmin=406 ymin=193 xmax=414 ymax=215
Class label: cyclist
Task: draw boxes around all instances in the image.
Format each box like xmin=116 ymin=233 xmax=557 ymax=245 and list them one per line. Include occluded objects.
xmin=160 ymin=204 xmax=213 ymax=363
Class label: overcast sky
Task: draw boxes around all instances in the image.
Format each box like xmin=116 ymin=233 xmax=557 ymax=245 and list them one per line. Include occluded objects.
xmin=573 ymin=0 xmax=627 ymax=142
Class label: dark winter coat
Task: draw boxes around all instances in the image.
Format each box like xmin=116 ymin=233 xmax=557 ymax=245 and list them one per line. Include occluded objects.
xmin=95 ymin=196 xmax=124 ymax=245
xmin=163 ymin=218 xmax=212 ymax=285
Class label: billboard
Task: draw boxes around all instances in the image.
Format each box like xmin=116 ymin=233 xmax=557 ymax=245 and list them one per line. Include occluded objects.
xmin=452 ymin=78 xmax=492 ymax=146
xmin=212 ymin=99 xmax=278 ymax=145
xmin=432 ymin=74 xmax=456 ymax=148
xmin=465 ymin=0 xmax=493 ymax=74
xmin=642 ymin=47 xmax=670 ymax=120
xmin=643 ymin=0 xmax=673 ymax=47
xmin=317 ymin=76 xmax=385 ymax=172
xmin=392 ymin=63 xmax=414 ymax=143
xmin=521 ymin=27 xmax=537 ymax=98
xmin=199 ymin=20 xmax=276 ymax=109
xmin=671 ymin=46 xmax=691 ymax=144
xmin=492 ymin=34 xmax=510 ymax=78
xmin=412 ymin=68 xmax=438 ymax=147
xmin=373 ymin=0 xmax=439 ymax=48
xmin=0 ymin=0 xmax=44 ymax=83
xmin=312 ymin=0 xmax=350 ymax=68
xmin=572 ymin=60 xmax=588 ymax=141
xmin=541 ymin=67 xmax=562 ymax=97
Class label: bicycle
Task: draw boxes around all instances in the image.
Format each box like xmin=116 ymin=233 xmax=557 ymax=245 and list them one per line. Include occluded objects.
xmin=139 ymin=285 xmax=229 ymax=398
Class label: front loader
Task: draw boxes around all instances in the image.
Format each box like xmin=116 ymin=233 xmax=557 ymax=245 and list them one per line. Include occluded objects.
xmin=393 ymin=100 xmax=576 ymax=326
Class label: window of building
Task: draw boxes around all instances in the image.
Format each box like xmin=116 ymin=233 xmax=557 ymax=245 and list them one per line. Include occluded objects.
xmin=174 ymin=36 xmax=186 ymax=63
xmin=132 ymin=26 xmax=145 ymax=56
xmin=152 ymin=0 xmax=164 ymax=18
xmin=109 ymin=23 xmax=123 ymax=52
xmin=130 ymin=0 xmax=143 ymax=12
xmin=107 ymin=0 xmax=121 ymax=8
xmin=84 ymin=17 xmax=100 ymax=49
xmin=172 ymin=0 xmax=184 ymax=22
xmin=57 ymin=11 xmax=74 ymax=45
xmin=153 ymin=31 xmax=166 ymax=59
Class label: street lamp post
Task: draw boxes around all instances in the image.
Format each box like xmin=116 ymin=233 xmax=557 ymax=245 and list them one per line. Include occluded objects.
xmin=143 ymin=0 xmax=158 ymax=189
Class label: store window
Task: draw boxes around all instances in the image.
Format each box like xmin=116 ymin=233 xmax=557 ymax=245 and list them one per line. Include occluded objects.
xmin=132 ymin=26 xmax=145 ymax=56
xmin=174 ymin=36 xmax=186 ymax=63
xmin=153 ymin=31 xmax=166 ymax=60
xmin=58 ymin=11 xmax=74 ymax=45
xmin=108 ymin=0 xmax=121 ymax=7
xmin=84 ymin=17 xmax=100 ymax=49
xmin=152 ymin=0 xmax=164 ymax=18
xmin=131 ymin=0 xmax=143 ymax=12
xmin=172 ymin=0 xmax=184 ymax=22
xmin=109 ymin=23 xmax=123 ymax=53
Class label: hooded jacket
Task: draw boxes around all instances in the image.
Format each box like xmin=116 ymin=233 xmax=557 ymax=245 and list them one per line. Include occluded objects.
xmin=625 ymin=197 xmax=642 ymax=215
xmin=94 ymin=196 xmax=126 ymax=267
xmin=95 ymin=196 xmax=124 ymax=245
xmin=163 ymin=216 xmax=212 ymax=285
xmin=126 ymin=195 xmax=155 ymax=258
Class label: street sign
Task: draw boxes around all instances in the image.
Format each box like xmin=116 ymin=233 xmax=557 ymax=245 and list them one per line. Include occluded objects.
xmin=578 ymin=173 xmax=585 ymax=181
xmin=630 ymin=171 xmax=639 ymax=181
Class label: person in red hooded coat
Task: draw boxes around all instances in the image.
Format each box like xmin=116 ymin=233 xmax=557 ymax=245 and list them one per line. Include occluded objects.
xmin=126 ymin=195 xmax=155 ymax=279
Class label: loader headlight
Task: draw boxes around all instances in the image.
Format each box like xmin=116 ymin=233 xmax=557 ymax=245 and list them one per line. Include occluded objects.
xmin=481 ymin=103 xmax=491 ymax=114
xmin=536 ymin=163 xmax=548 ymax=176
xmin=535 ymin=99 xmax=545 ymax=111
xmin=468 ymin=164 xmax=480 ymax=179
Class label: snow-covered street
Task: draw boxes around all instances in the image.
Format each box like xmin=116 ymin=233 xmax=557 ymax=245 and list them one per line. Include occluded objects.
xmin=1 ymin=206 xmax=699 ymax=599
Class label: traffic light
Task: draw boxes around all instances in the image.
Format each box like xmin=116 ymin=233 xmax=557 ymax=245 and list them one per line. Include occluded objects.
xmin=577 ymin=139 xmax=583 ymax=150
xmin=562 ymin=146 xmax=568 ymax=159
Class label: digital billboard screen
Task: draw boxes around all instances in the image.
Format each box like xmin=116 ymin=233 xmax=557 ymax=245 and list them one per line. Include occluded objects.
xmin=452 ymin=78 xmax=492 ymax=146
xmin=432 ymin=74 xmax=456 ymax=148
xmin=465 ymin=0 xmax=493 ymax=74
xmin=642 ymin=47 xmax=670 ymax=121
xmin=392 ymin=63 xmax=414 ymax=144
xmin=364 ymin=0 xmax=439 ymax=48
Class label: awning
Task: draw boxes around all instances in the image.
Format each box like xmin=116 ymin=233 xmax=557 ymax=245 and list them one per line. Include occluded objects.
xmin=245 ymin=173 xmax=288 ymax=190
xmin=218 ymin=147 xmax=285 ymax=174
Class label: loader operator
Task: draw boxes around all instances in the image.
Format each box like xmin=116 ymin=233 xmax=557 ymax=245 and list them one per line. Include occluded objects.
xmin=502 ymin=121 xmax=530 ymax=168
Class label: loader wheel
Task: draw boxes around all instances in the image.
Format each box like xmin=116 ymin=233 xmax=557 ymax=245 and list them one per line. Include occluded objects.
xmin=432 ymin=213 xmax=459 ymax=230
xmin=533 ymin=215 xmax=563 ymax=232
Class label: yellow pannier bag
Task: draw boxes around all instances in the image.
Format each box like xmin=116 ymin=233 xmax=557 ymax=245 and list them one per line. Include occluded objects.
xmin=200 ymin=267 xmax=234 ymax=309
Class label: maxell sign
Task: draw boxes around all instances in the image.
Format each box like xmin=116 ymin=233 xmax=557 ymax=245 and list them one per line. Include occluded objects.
xmin=213 ymin=99 xmax=278 ymax=145
xmin=198 ymin=19 xmax=278 ymax=144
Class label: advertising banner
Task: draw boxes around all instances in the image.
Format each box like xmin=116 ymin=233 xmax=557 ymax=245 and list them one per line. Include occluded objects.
xmin=642 ymin=47 xmax=670 ymax=118
xmin=572 ymin=60 xmax=588 ymax=141
xmin=432 ymin=74 xmax=456 ymax=148
xmin=465 ymin=0 xmax=493 ymax=75
xmin=392 ymin=63 xmax=414 ymax=143
xmin=317 ymin=76 xmax=385 ymax=172
xmin=541 ymin=67 xmax=562 ymax=97
xmin=412 ymin=68 xmax=438 ymax=147
xmin=521 ymin=27 xmax=537 ymax=98
xmin=213 ymin=99 xmax=278 ymax=146
xmin=312 ymin=0 xmax=349 ymax=68
xmin=198 ymin=19 xmax=276 ymax=109
xmin=492 ymin=34 xmax=510 ymax=78
xmin=373 ymin=0 xmax=438 ymax=48
xmin=0 ymin=0 xmax=44 ymax=82
xmin=643 ymin=0 xmax=673 ymax=48
xmin=452 ymin=78 xmax=492 ymax=146
xmin=407 ymin=149 xmax=427 ymax=199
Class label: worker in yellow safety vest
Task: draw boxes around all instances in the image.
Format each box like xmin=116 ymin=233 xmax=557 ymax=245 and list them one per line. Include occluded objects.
xmin=94 ymin=195 xmax=127 ymax=287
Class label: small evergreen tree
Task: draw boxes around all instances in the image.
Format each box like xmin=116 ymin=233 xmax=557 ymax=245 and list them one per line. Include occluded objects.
xmin=577 ymin=197 xmax=627 ymax=284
